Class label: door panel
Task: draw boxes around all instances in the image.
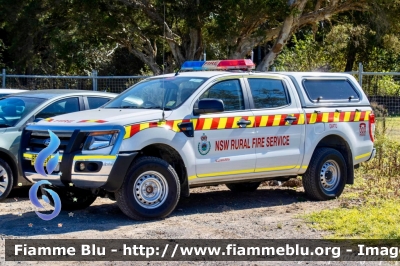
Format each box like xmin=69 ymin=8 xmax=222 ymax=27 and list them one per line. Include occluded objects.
xmin=246 ymin=77 xmax=305 ymax=174
xmin=191 ymin=79 xmax=256 ymax=178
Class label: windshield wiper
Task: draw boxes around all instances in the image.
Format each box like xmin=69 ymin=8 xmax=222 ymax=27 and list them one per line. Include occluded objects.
xmin=106 ymin=106 xmax=140 ymax=109
xmin=0 ymin=124 xmax=12 ymax=128
xmin=144 ymin=106 xmax=172 ymax=110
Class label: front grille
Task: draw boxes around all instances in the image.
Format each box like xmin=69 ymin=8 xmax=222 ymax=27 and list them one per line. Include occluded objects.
xmin=28 ymin=131 xmax=73 ymax=152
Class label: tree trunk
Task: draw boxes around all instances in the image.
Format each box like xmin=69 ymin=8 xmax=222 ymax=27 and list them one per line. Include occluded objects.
xmin=256 ymin=0 xmax=308 ymax=71
xmin=344 ymin=40 xmax=357 ymax=72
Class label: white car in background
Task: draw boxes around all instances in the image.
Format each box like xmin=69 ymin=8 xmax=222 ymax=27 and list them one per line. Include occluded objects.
xmin=0 ymin=89 xmax=27 ymax=97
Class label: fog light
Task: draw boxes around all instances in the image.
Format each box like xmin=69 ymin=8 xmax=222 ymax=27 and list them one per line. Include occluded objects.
xmin=79 ymin=163 xmax=85 ymax=171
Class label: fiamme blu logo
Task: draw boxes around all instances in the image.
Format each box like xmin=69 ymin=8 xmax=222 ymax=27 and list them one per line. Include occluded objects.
xmin=28 ymin=130 xmax=62 ymax=221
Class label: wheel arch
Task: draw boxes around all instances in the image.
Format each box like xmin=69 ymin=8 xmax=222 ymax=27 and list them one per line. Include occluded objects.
xmin=139 ymin=143 xmax=189 ymax=197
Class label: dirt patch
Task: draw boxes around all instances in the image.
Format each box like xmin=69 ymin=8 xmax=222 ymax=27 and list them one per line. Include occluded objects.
xmin=0 ymin=184 xmax=385 ymax=265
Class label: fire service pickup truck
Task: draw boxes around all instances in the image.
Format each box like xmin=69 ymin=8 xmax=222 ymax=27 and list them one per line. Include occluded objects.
xmin=19 ymin=60 xmax=376 ymax=220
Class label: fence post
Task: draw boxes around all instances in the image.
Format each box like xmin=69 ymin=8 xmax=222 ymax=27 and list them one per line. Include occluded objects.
xmin=358 ymin=62 xmax=363 ymax=88
xmin=2 ymin=69 xmax=5 ymax=88
xmin=92 ymin=70 xmax=98 ymax=91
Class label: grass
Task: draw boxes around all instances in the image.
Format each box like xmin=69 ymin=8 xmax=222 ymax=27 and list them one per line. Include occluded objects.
xmin=304 ymin=118 xmax=400 ymax=239
xmin=304 ymin=200 xmax=400 ymax=239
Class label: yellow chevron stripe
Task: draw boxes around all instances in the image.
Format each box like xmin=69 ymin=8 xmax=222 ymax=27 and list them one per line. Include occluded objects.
xmin=354 ymin=111 xmax=361 ymax=122
xmin=298 ymin=114 xmax=305 ymax=125
xmin=260 ymin=115 xmax=268 ymax=127
xmin=309 ymin=113 xmax=317 ymax=124
xmin=333 ymin=112 xmax=340 ymax=122
xmin=321 ymin=112 xmax=329 ymax=123
xmin=203 ymin=118 xmax=212 ymax=130
xmin=232 ymin=117 xmax=241 ymax=129
xmin=173 ymin=120 xmax=182 ymax=132
xmin=140 ymin=123 xmax=149 ymax=130
xmin=273 ymin=115 xmax=281 ymax=126
xmin=218 ymin=117 xmax=227 ymax=129
xmin=247 ymin=116 xmax=256 ymax=127
xmin=365 ymin=111 xmax=371 ymax=121
xmin=124 ymin=126 xmax=131 ymax=139
xmin=344 ymin=112 xmax=351 ymax=122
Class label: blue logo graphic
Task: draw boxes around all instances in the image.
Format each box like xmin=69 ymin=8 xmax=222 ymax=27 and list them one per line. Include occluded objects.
xmin=28 ymin=130 xmax=62 ymax=220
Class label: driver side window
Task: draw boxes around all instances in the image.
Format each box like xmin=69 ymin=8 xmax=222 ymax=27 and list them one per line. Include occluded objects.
xmin=199 ymin=79 xmax=244 ymax=111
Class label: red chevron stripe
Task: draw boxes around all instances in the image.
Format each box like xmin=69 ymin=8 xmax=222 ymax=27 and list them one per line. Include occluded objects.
xmin=225 ymin=117 xmax=234 ymax=129
xmin=211 ymin=118 xmax=220 ymax=130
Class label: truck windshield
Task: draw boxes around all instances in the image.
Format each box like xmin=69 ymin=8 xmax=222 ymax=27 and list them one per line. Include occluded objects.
xmin=104 ymin=77 xmax=207 ymax=110
xmin=0 ymin=96 xmax=46 ymax=127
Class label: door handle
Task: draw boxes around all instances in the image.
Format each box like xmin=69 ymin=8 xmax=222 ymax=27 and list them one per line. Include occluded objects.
xmin=237 ymin=119 xmax=251 ymax=128
xmin=285 ymin=116 xmax=297 ymax=125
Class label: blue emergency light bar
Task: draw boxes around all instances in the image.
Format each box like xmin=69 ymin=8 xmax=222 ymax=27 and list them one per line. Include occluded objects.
xmin=181 ymin=59 xmax=255 ymax=71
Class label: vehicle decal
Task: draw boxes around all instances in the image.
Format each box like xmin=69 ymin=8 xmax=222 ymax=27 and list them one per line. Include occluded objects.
xmin=123 ymin=110 xmax=371 ymax=139
xmin=42 ymin=118 xmax=75 ymax=123
xmin=78 ymin=119 xmax=108 ymax=123
xmin=197 ymin=134 xmax=211 ymax=155
xmin=23 ymin=153 xmax=116 ymax=162
xmin=188 ymin=164 xmax=308 ymax=179
xmin=355 ymin=152 xmax=371 ymax=160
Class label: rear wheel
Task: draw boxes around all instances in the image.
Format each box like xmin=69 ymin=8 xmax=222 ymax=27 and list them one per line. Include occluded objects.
xmin=225 ymin=182 xmax=261 ymax=192
xmin=0 ymin=159 xmax=13 ymax=202
xmin=302 ymin=147 xmax=347 ymax=200
xmin=116 ymin=156 xmax=180 ymax=220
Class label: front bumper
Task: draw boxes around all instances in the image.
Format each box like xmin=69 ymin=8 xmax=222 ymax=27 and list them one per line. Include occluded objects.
xmin=19 ymin=124 xmax=138 ymax=192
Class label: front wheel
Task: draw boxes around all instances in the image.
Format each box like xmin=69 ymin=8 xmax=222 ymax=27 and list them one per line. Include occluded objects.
xmin=0 ymin=159 xmax=14 ymax=202
xmin=115 ymin=156 xmax=180 ymax=220
xmin=302 ymin=147 xmax=347 ymax=200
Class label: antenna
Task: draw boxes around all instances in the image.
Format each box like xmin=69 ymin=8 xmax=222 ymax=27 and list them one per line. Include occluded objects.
xmin=160 ymin=0 xmax=166 ymax=122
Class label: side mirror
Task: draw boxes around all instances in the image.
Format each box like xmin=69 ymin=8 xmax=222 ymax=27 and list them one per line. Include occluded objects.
xmin=193 ymin=98 xmax=224 ymax=115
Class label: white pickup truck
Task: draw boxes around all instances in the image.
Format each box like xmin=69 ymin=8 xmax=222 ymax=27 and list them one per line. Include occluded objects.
xmin=19 ymin=60 xmax=375 ymax=220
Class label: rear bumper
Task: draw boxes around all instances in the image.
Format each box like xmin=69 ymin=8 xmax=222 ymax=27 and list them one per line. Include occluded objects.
xmin=366 ymin=148 xmax=376 ymax=162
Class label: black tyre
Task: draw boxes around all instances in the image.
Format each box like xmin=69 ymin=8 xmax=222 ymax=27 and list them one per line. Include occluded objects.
xmin=42 ymin=187 xmax=97 ymax=211
xmin=302 ymin=147 xmax=347 ymax=200
xmin=0 ymin=158 xmax=14 ymax=202
xmin=225 ymin=182 xmax=261 ymax=192
xmin=115 ymin=156 xmax=180 ymax=220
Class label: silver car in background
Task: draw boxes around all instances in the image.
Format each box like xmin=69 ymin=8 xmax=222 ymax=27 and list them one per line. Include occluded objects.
xmin=0 ymin=89 xmax=27 ymax=97
xmin=0 ymin=89 xmax=117 ymax=200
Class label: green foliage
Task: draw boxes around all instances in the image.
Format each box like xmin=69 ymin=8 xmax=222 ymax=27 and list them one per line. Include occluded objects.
xmin=305 ymin=200 xmax=400 ymax=239
xmin=304 ymin=120 xmax=400 ymax=239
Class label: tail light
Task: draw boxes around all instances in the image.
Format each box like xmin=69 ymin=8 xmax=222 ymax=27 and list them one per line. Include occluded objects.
xmin=369 ymin=112 xmax=375 ymax=142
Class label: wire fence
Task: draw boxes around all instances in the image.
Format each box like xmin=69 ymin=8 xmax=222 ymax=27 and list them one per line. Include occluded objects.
xmin=1 ymin=69 xmax=148 ymax=93
xmin=2 ymin=65 xmax=400 ymax=116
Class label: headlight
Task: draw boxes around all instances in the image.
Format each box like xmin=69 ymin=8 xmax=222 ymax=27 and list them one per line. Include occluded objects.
xmin=83 ymin=131 xmax=118 ymax=151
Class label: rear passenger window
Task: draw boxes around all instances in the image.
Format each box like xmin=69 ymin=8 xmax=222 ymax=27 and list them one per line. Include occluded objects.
xmin=303 ymin=79 xmax=360 ymax=101
xmin=87 ymin=97 xmax=110 ymax=109
xmin=248 ymin=78 xmax=289 ymax=109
